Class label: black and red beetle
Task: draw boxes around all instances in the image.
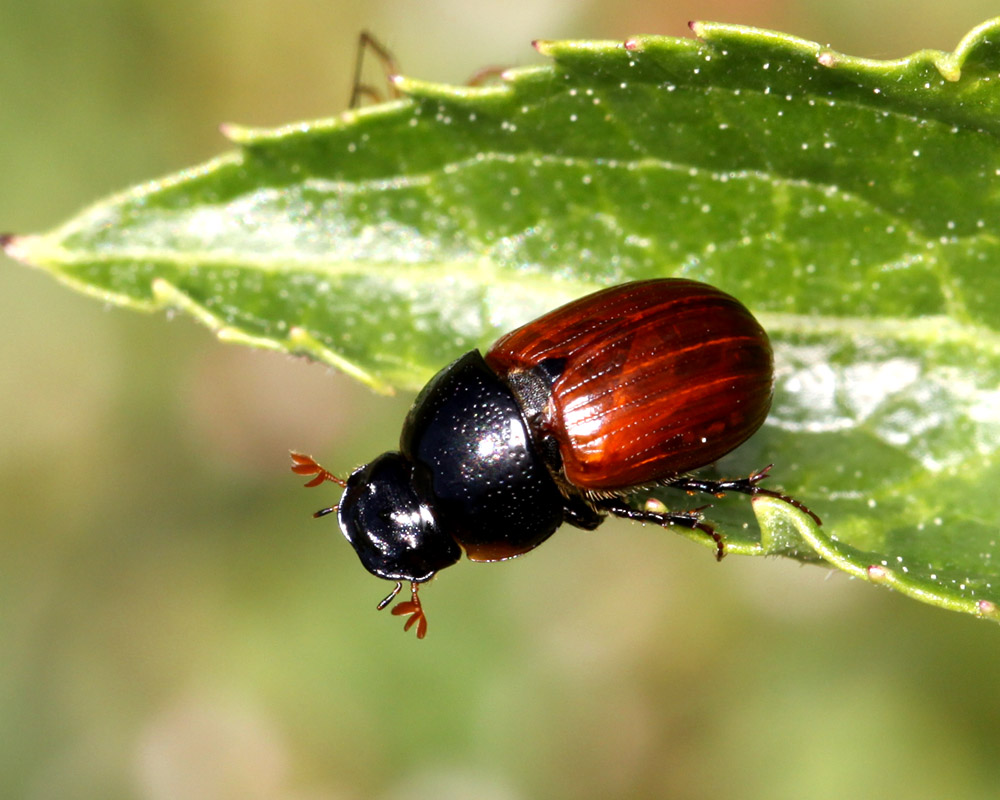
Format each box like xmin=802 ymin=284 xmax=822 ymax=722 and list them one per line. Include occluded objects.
xmin=292 ymin=279 xmax=819 ymax=638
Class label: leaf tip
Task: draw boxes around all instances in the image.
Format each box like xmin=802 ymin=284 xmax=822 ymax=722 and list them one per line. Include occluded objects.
xmin=532 ymin=39 xmax=554 ymax=55
xmin=935 ymin=59 xmax=962 ymax=83
xmin=688 ymin=20 xmax=705 ymax=38
xmin=218 ymin=122 xmax=245 ymax=142
xmin=218 ymin=121 xmax=276 ymax=144
xmin=387 ymin=74 xmax=423 ymax=99
xmin=1 ymin=233 xmax=38 ymax=264
xmin=817 ymin=49 xmax=839 ymax=68
xmin=977 ymin=599 xmax=999 ymax=620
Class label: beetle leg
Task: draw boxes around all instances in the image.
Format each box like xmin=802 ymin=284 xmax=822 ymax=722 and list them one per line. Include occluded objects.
xmin=387 ymin=582 xmax=428 ymax=639
xmin=348 ymin=32 xmax=511 ymax=110
xmin=349 ymin=31 xmax=402 ymax=108
xmin=465 ymin=64 xmax=508 ymax=87
xmin=596 ymin=498 xmax=726 ymax=561
xmin=663 ymin=465 xmax=822 ymax=526
xmin=376 ymin=581 xmax=403 ymax=610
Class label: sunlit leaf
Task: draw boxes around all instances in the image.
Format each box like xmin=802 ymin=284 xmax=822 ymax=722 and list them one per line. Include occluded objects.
xmin=6 ymin=18 xmax=1000 ymax=623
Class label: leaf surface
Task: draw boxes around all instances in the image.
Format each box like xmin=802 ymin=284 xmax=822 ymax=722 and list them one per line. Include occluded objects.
xmin=6 ymin=18 xmax=1000 ymax=623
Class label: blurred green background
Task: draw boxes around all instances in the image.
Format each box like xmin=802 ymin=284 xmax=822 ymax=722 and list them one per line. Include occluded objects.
xmin=3 ymin=1 xmax=1000 ymax=798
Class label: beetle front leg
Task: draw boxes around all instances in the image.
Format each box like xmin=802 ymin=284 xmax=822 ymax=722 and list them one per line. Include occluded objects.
xmin=596 ymin=498 xmax=726 ymax=561
xmin=374 ymin=581 xmax=429 ymax=638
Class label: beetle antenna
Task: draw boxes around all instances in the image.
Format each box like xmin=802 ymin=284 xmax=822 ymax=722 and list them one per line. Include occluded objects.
xmin=385 ymin=582 xmax=428 ymax=639
xmin=290 ymin=452 xmax=348 ymax=488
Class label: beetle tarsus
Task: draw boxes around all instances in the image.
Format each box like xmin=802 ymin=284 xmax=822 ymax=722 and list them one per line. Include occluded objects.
xmin=597 ymin=498 xmax=727 ymax=560
xmin=700 ymin=523 xmax=726 ymax=561
xmin=663 ymin=465 xmax=822 ymax=527
xmin=377 ymin=581 xmax=403 ymax=610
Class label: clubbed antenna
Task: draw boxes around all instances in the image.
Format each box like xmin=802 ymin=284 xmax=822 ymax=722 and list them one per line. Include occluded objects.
xmin=378 ymin=581 xmax=428 ymax=639
xmin=290 ymin=452 xmax=348 ymax=488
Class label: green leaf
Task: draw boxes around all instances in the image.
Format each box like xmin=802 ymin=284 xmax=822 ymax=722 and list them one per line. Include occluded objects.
xmin=5 ymin=18 xmax=1000 ymax=624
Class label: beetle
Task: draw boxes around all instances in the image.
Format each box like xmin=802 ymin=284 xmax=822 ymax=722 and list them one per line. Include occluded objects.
xmin=291 ymin=279 xmax=820 ymax=638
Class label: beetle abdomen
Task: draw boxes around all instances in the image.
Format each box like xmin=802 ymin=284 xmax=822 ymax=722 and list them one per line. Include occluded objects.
xmin=485 ymin=280 xmax=773 ymax=490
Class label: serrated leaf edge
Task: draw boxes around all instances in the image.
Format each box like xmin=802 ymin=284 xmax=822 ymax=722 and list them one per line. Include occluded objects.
xmin=219 ymin=16 xmax=1000 ymax=148
xmin=753 ymin=496 xmax=1000 ymax=622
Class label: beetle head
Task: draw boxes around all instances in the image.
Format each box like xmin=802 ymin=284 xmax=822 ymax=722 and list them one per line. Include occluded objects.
xmin=337 ymin=452 xmax=462 ymax=582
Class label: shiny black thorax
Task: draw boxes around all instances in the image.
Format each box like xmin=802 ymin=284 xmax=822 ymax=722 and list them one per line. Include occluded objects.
xmin=336 ymin=350 xmax=602 ymax=583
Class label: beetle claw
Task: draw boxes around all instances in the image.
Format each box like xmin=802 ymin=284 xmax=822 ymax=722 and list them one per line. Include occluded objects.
xmin=748 ymin=464 xmax=774 ymax=484
xmin=662 ymin=465 xmax=821 ymax=527
xmin=745 ymin=465 xmax=822 ymax=526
